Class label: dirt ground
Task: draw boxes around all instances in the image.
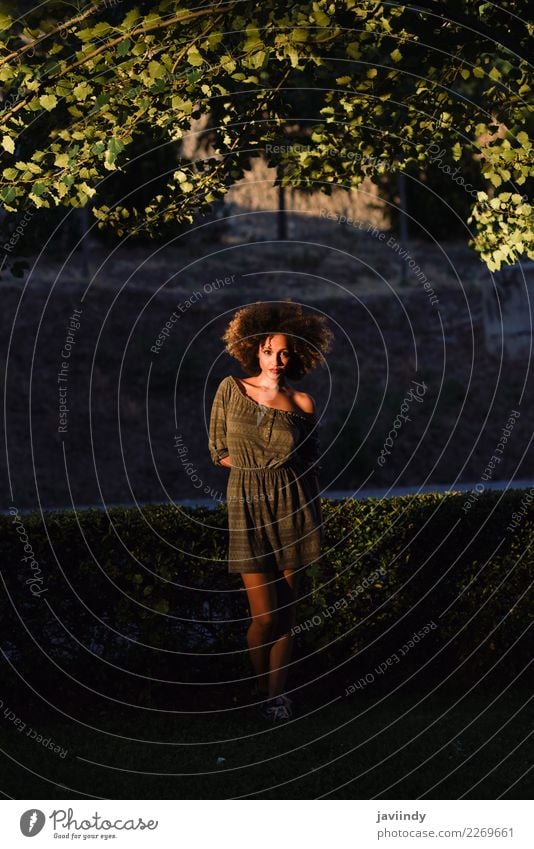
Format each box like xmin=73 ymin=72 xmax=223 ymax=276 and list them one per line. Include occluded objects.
xmin=2 ymin=198 xmax=532 ymax=511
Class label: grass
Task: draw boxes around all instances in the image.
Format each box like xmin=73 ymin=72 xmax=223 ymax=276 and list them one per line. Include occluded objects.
xmin=1 ymin=678 xmax=531 ymax=799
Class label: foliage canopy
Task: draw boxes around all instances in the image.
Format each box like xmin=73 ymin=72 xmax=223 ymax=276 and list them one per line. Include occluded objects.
xmin=0 ymin=0 xmax=532 ymax=271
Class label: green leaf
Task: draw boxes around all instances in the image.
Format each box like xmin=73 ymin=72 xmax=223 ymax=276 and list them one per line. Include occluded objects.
xmin=186 ymin=46 xmax=204 ymax=67
xmin=290 ymin=28 xmax=309 ymax=43
xmin=54 ymin=152 xmax=70 ymax=168
xmin=68 ymin=22 xmax=97 ymax=46
xmin=120 ymin=9 xmax=141 ymax=30
xmin=244 ymin=25 xmax=262 ymax=52
xmin=390 ymin=48 xmax=402 ymax=62
xmin=171 ymin=96 xmax=193 ymax=114
xmin=2 ymin=135 xmax=15 ymax=154
xmin=451 ymin=142 xmax=462 ymax=161
xmin=148 ymin=60 xmax=165 ymax=79
xmin=73 ymin=82 xmax=92 ymax=101
xmin=346 ymin=42 xmax=360 ymax=59
xmin=91 ymin=22 xmax=111 ymax=38
xmin=1 ymin=185 xmax=17 ymax=203
xmin=104 ymin=137 xmax=125 ymax=170
xmin=39 ymin=94 xmax=57 ymax=111
xmin=313 ymin=9 xmax=330 ymax=26
xmin=31 ymin=181 xmax=46 ymax=196
xmin=245 ymin=49 xmax=266 ymax=69
xmin=53 ymin=181 xmax=69 ymax=199
xmin=207 ymin=31 xmax=223 ymax=49
xmin=109 ymin=137 xmax=125 ymax=155
xmin=24 ymin=162 xmax=42 ymax=174
xmin=219 ymin=54 xmax=236 ymax=73
xmin=117 ymin=38 xmax=131 ymax=57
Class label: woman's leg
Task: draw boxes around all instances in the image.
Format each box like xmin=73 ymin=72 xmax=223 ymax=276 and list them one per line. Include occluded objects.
xmin=240 ymin=571 xmax=278 ymax=696
xmin=267 ymin=569 xmax=301 ymax=698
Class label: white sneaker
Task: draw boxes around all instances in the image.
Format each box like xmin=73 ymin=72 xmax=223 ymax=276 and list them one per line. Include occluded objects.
xmin=260 ymin=694 xmax=293 ymax=722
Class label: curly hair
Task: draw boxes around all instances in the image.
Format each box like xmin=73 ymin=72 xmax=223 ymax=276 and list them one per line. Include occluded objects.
xmin=221 ymin=299 xmax=334 ymax=380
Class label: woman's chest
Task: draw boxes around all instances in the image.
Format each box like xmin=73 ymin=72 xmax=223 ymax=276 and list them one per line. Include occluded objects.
xmin=228 ymin=404 xmax=304 ymax=451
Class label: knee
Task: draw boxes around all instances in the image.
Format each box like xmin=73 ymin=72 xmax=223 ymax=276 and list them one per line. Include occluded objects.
xmin=250 ymin=610 xmax=279 ymax=636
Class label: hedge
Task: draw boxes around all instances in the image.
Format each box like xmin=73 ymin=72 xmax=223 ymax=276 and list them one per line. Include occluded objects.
xmin=1 ymin=490 xmax=532 ymax=708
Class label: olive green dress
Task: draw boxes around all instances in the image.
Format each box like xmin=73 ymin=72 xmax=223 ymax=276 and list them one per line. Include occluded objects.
xmin=208 ymin=375 xmax=324 ymax=573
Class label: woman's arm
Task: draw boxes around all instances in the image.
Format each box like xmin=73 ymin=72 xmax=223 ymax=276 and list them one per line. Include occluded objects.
xmin=208 ymin=378 xmax=231 ymax=467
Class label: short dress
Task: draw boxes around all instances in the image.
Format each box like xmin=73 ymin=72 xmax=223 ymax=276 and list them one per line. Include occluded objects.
xmin=208 ymin=375 xmax=324 ymax=573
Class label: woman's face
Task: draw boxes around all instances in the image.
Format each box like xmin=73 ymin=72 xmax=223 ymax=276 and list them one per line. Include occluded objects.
xmin=257 ymin=334 xmax=292 ymax=378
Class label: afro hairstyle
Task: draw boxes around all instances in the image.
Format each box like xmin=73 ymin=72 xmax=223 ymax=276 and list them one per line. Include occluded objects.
xmin=221 ymin=299 xmax=334 ymax=380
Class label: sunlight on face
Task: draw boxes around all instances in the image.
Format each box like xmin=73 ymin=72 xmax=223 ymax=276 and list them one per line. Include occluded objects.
xmin=257 ymin=334 xmax=292 ymax=377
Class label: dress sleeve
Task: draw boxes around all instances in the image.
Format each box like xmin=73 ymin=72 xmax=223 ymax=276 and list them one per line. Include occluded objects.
xmin=208 ymin=378 xmax=231 ymax=467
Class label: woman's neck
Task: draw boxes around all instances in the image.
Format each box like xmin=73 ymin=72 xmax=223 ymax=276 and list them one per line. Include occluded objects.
xmin=254 ymin=371 xmax=286 ymax=391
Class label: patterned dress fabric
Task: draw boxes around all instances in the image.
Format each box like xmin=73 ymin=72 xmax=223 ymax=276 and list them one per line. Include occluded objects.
xmin=208 ymin=375 xmax=324 ymax=573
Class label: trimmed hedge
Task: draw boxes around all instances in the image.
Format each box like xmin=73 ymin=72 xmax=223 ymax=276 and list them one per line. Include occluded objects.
xmin=1 ymin=490 xmax=532 ymax=706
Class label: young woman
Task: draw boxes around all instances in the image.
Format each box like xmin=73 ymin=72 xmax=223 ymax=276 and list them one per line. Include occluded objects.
xmin=208 ymin=299 xmax=333 ymax=722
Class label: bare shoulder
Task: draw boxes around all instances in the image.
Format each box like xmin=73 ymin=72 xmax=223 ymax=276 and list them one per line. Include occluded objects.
xmin=291 ymin=390 xmax=315 ymax=415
